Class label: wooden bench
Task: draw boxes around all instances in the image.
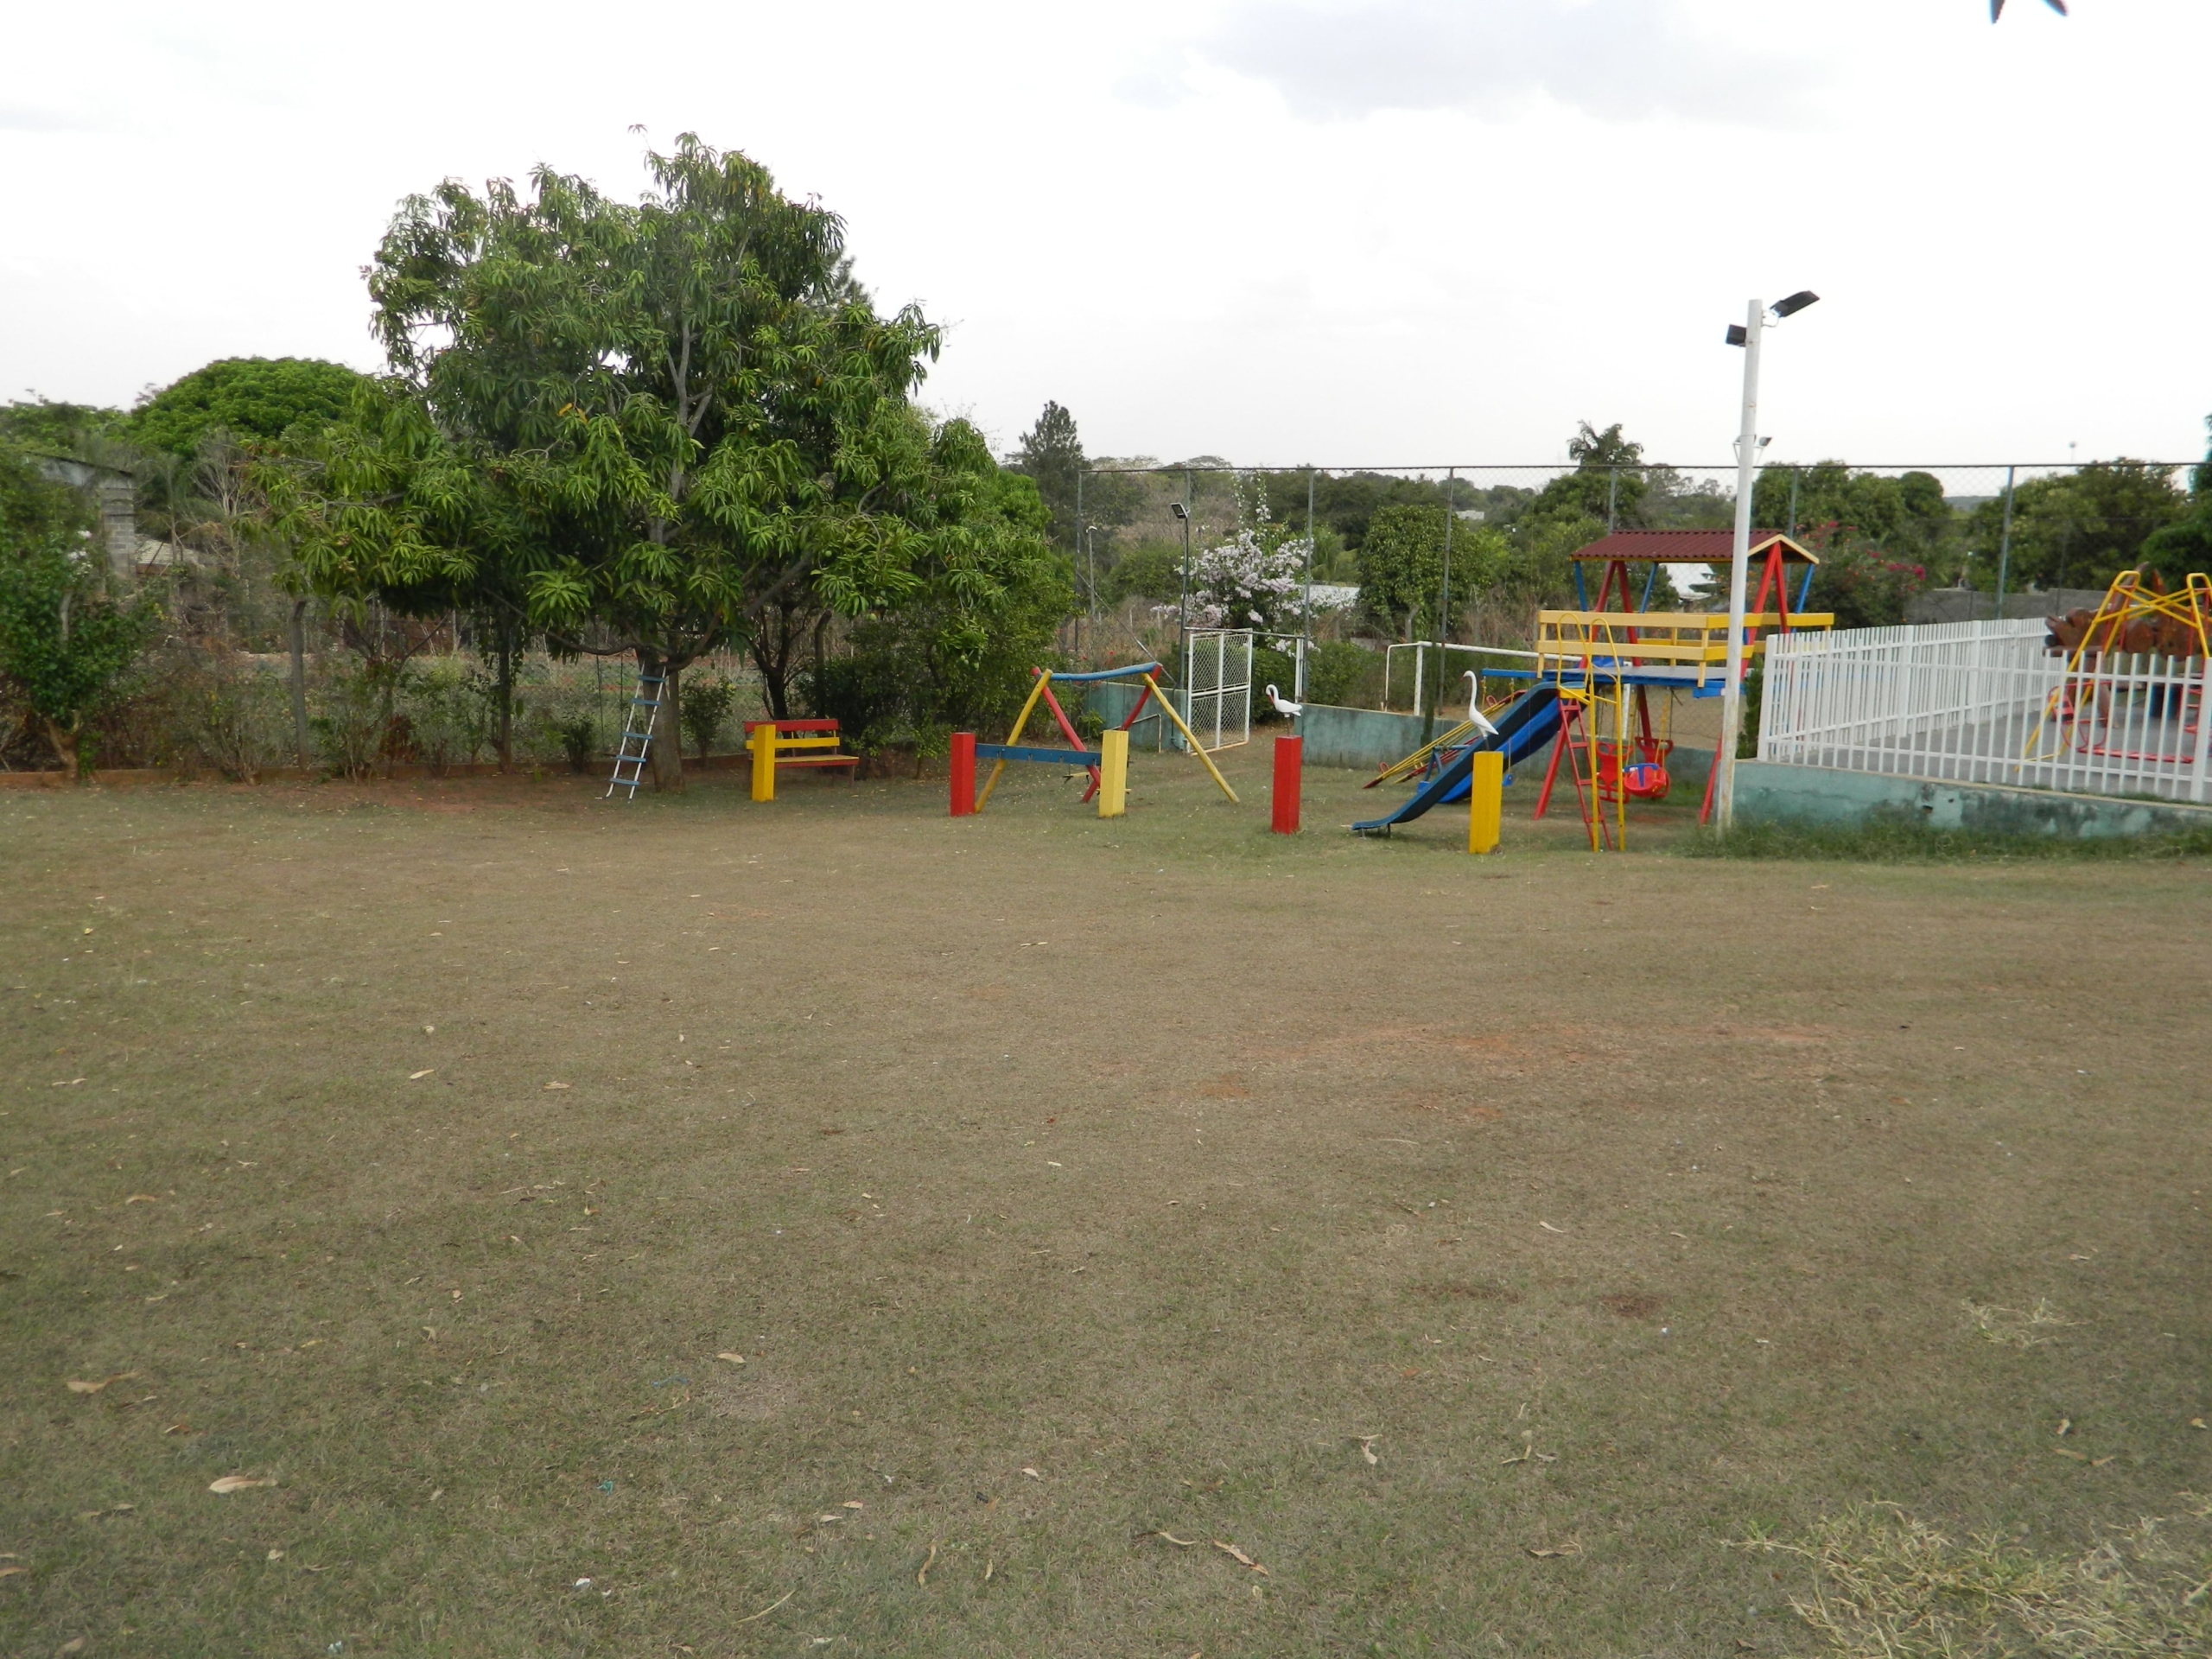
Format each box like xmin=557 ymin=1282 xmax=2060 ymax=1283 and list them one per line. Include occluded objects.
xmin=744 ymin=718 xmax=859 ymax=801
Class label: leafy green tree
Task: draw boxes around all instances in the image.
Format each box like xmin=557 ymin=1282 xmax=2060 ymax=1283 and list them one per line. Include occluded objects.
xmin=0 ymin=537 xmax=162 ymax=774
xmin=275 ymin=137 xmax=971 ymax=786
xmin=0 ymin=444 xmax=92 ymax=544
xmin=1357 ymin=505 xmax=1493 ymax=639
xmin=808 ymin=433 xmax=1069 ymax=747
xmin=0 ymin=398 xmax=126 ymax=454
xmin=1014 ymin=402 xmax=1085 ymax=554
xmin=1525 ymin=422 xmax=1650 ymax=528
xmin=1961 ymin=461 xmax=2184 ymax=593
xmin=128 ymin=359 xmax=368 ymax=460
xmin=2140 ymin=416 xmax=2212 ymax=581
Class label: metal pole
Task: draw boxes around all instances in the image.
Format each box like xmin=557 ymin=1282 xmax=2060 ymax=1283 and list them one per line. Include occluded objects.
xmin=1716 ymin=297 xmax=1764 ymax=833
xmin=1177 ymin=470 xmax=1193 ymax=658
xmin=1438 ymin=467 xmax=1456 ymax=653
xmin=1787 ymin=468 xmax=1800 ymax=540
xmin=1298 ymin=468 xmax=1316 ymax=702
xmin=1606 ymin=467 xmax=1618 ymax=534
xmin=1994 ymin=465 xmax=2016 ymax=617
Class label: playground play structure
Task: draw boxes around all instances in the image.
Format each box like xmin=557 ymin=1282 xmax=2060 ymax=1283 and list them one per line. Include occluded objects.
xmin=2028 ymin=569 xmax=2212 ymax=766
xmin=950 ymin=661 xmax=1241 ymax=817
xmin=1353 ymin=530 xmax=1833 ymax=847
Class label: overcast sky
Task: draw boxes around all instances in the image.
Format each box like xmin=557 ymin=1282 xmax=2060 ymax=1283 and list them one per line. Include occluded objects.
xmin=4 ymin=0 xmax=2205 ymax=469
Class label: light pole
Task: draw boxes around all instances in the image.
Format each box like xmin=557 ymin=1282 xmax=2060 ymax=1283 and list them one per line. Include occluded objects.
xmin=1714 ymin=288 xmax=1819 ymax=832
xmin=1172 ymin=497 xmax=1193 ymax=654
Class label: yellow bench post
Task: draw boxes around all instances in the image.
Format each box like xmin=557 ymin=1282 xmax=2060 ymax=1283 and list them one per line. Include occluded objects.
xmin=1096 ymin=729 xmax=1128 ymax=818
xmin=1467 ymin=750 xmax=1503 ymax=855
xmin=749 ymin=723 xmax=776 ymax=802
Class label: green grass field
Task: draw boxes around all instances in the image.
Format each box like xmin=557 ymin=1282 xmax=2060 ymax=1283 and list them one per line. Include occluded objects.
xmin=3 ymin=749 xmax=2209 ymax=1656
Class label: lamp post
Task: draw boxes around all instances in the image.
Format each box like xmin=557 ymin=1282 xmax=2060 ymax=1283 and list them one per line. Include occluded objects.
xmin=1172 ymin=496 xmax=1193 ymax=652
xmin=1714 ymin=288 xmax=1818 ymax=832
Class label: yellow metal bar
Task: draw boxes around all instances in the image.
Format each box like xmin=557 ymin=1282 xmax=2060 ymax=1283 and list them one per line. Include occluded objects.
xmin=1097 ymin=729 xmax=1128 ymax=818
xmin=974 ymin=672 xmax=1051 ymax=812
xmin=1538 ymin=609 xmax=1834 ymax=630
xmin=1466 ymin=750 xmax=1503 ymax=855
xmin=1371 ymin=718 xmax=1478 ymax=786
xmin=1144 ymin=674 xmax=1240 ymax=803
xmin=748 ymin=722 xmax=776 ymax=802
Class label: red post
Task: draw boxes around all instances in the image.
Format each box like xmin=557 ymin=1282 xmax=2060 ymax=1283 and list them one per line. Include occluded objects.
xmin=950 ymin=731 xmax=976 ymax=817
xmin=1271 ymin=734 xmax=1302 ymax=834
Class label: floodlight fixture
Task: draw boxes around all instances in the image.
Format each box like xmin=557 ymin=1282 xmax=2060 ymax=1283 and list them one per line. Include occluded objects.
xmin=1726 ymin=324 xmax=1749 ymax=347
xmin=1171 ymin=501 xmax=1189 ymax=520
xmin=1770 ymin=289 xmax=1821 ymax=319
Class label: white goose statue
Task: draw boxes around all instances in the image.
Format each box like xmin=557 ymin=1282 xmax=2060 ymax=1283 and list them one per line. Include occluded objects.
xmin=1463 ymin=671 xmax=1497 ymax=739
xmin=1265 ymin=683 xmax=1302 ymax=719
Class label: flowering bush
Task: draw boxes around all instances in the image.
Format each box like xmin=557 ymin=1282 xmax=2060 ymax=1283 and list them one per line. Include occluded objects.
xmin=1185 ymin=528 xmax=1311 ymax=632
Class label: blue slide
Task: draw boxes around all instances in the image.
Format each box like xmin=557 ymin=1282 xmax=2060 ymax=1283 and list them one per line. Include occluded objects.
xmin=1351 ymin=684 xmax=1563 ymax=836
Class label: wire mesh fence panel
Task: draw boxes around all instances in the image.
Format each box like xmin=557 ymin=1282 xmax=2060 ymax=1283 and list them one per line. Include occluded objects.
xmin=1182 ymin=629 xmax=1252 ymax=751
xmin=1759 ymin=620 xmax=2212 ymax=803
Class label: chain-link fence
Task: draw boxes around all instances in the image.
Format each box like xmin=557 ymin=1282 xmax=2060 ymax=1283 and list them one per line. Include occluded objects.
xmin=1061 ymin=455 xmax=2203 ymax=693
xmin=11 ymin=450 xmax=2202 ymax=774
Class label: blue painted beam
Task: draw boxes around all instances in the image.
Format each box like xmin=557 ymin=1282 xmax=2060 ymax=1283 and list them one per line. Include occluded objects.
xmin=1040 ymin=663 xmax=1161 ymax=684
xmin=977 ymin=743 xmax=1103 ymax=767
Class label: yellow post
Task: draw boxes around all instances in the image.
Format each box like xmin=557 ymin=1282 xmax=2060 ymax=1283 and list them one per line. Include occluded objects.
xmin=749 ymin=722 xmax=776 ymax=802
xmin=1141 ymin=675 xmax=1240 ymax=803
xmin=975 ymin=672 xmax=1052 ymax=812
xmin=1097 ymin=728 xmax=1128 ymax=817
xmin=1467 ymin=750 xmax=1503 ymax=855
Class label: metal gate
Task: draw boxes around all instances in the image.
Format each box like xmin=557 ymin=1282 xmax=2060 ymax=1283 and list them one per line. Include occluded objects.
xmin=1182 ymin=629 xmax=1253 ymax=752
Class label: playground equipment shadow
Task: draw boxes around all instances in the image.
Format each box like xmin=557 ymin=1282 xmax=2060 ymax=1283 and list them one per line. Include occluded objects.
xmin=2 ymin=751 xmax=2207 ymax=1656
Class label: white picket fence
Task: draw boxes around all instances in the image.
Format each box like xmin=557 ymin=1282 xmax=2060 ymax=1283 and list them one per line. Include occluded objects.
xmin=1758 ymin=618 xmax=2212 ymax=804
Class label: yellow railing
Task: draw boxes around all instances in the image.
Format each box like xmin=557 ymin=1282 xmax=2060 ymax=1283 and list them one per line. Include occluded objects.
xmin=1535 ymin=610 xmax=1834 ymax=688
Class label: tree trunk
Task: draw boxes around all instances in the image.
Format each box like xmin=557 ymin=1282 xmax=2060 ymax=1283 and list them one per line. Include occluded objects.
xmin=752 ymin=609 xmax=796 ymax=721
xmin=495 ymin=627 xmax=515 ymax=771
xmin=289 ymin=598 xmax=312 ymax=770
xmin=810 ymin=613 xmax=829 ymax=715
xmin=642 ymin=650 xmax=684 ymax=791
xmin=41 ymin=715 xmax=84 ymax=779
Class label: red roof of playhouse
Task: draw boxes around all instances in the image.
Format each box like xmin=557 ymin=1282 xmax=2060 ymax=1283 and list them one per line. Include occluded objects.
xmin=1570 ymin=530 xmax=1817 ymax=564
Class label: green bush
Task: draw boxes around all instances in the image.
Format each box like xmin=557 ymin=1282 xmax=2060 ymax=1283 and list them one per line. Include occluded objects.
xmin=680 ymin=673 xmax=741 ymax=759
xmin=1304 ymin=641 xmax=1380 ymax=709
xmin=1250 ymin=645 xmax=1296 ymax=721
xmin=1103 ymin=541 xmax=1185 ymax=604
xmin=404 ymin=658 xmax=494 ymax=772
xmin=312 ymin=665 xmax=392 ymax=779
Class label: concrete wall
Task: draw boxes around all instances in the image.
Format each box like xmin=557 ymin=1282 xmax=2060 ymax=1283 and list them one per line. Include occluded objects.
xmin=1291 ymin=703 xmax=1435 ymax=771
xmin=1733 ymin=760 xmax=2212 ymax=839
xmin=1904 ymin=588 xmax=2107 ymax=626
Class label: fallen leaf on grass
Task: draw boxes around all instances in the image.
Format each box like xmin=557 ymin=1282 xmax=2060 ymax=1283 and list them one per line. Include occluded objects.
xmin=715 ymin=1352 xmax=747 ymax=1366
xmin=0 ymin=1565 xmax=24 ymax=1578
xmin=1357 ymin=1436 xmax=1379 ymax=1465
xmin=124 ymin=1193 xmax=159 ymax=1205
xmin=1539 ymin=1222 xmax=1567 ymax=1234
xmin=66 ymin=1371 xmax=138 ymax=1394
xmin=1021 ymin=1466 xmax=1040 ymax=1480
xmin=916 ymin=1541 xmax=938 ymax=1586
xmin=2190 ymin=1419 xmax=2207 ymax=1430
xmin=409 ymin=1069 xmax=435 ymax=1081
xmin=1152 ymin=1531 xmax=1198 ymax=1548
xmin=209 ymin=1475 xmax=277 ymax=1494
xmin=544 ymin=1082 xmax=570 ymax=1091
xmin=1527 ymin=1541 xmax=1583 ymax=1559
xmin=1212 ymin=1540 xmax=1268 ymax=1575
xmin=841 ymin=1501 xmax=864 ymax=1510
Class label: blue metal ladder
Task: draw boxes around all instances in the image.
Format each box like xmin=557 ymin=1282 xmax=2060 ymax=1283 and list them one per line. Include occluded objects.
xmin=604 ymin=673 xmax=666 ymax=799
